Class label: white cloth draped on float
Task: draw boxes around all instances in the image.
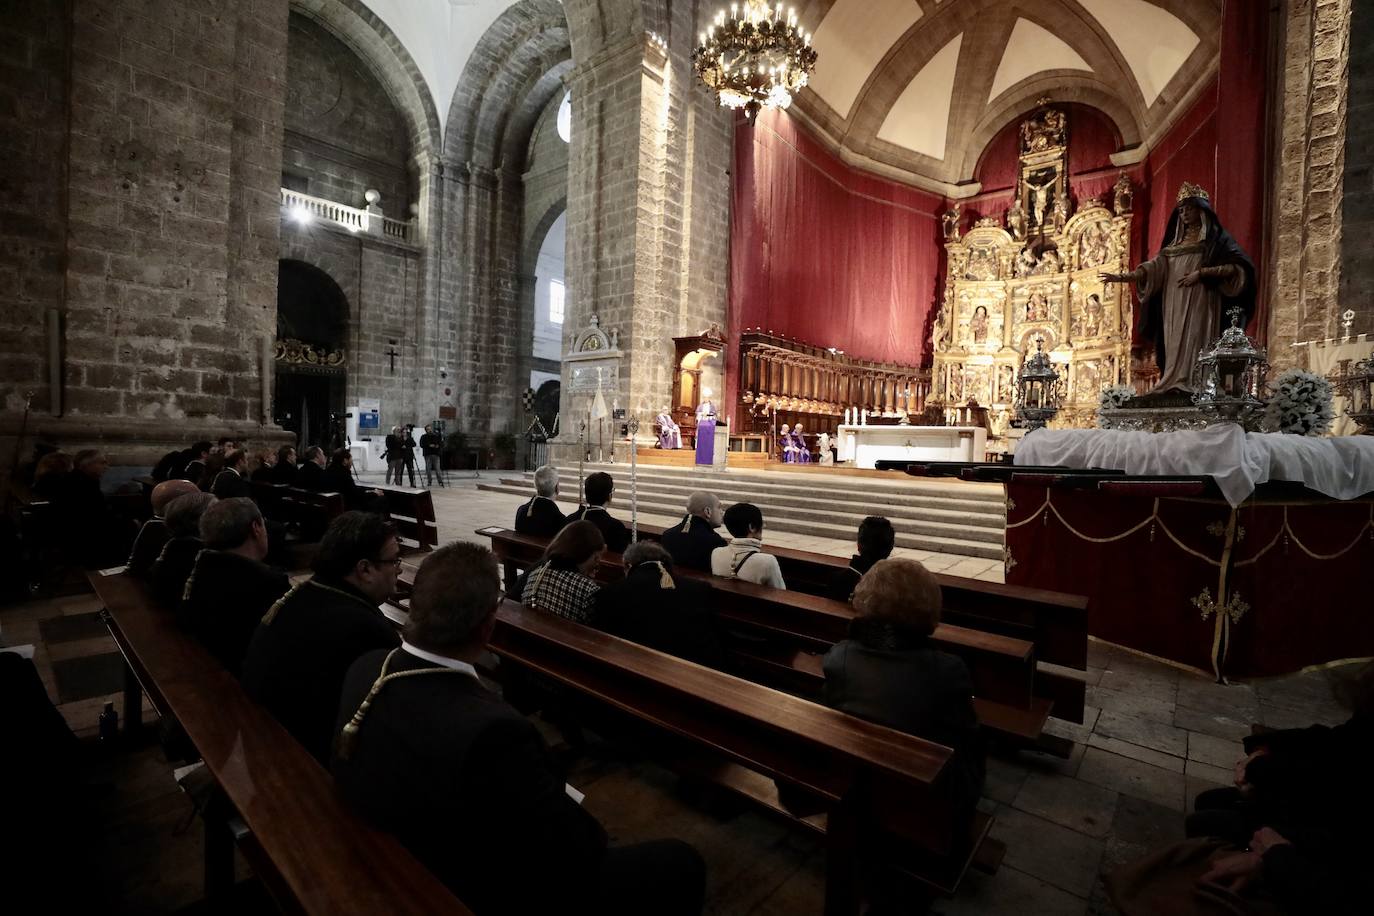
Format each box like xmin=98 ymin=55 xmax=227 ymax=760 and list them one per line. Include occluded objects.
xmin=1016 ymin=425 xmax=1374 ymax=507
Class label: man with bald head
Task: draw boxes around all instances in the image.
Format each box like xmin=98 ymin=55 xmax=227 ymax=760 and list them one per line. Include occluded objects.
xmin=660 ymin=491 xmax=727 ymax=571
xmin=127 ymin=479 xmax=199 ymax=576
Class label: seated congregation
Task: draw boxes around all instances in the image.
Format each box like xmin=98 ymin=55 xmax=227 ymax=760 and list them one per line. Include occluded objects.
xmin=6 ymin=444 xmax=1365 ymax=915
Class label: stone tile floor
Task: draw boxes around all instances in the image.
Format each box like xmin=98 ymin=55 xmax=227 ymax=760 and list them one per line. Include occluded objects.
xmin=1 ymin=471 xmax=1357 ymax=913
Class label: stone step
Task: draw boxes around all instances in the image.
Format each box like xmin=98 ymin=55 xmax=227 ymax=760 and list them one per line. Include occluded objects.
xmin=495 ymin=476 xmax=1004 ymax=535
xmin=478 ymin=483 xmax=1004 ymax=560
xmin=537 ymin=462 xmax=1008 ymax=514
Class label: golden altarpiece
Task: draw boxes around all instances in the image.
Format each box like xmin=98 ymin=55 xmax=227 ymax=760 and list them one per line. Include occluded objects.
xmin=930 ymin=103 xmax=1135 ymax=432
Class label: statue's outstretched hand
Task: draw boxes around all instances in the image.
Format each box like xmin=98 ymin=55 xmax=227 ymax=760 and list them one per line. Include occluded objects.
xmin=1177 ymin=270 xmax=1202 ymax=288
xmin=1099 ymin=270 xmax=1129 ymax=284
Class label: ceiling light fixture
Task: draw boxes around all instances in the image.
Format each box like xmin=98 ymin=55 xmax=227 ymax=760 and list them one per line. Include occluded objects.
xmin=693 ymin=2 xmax=817 ymax=119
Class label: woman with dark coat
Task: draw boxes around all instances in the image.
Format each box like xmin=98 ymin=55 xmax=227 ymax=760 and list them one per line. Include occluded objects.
xmin=593 ymin=541 xmax=727 ymax=670
xmin=821 ymin=557 xmax=984 ymax=815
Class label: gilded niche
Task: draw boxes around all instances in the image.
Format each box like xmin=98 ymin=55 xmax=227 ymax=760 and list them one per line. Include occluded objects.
xmin=930 ymin=101 xmax=1135 ymax=432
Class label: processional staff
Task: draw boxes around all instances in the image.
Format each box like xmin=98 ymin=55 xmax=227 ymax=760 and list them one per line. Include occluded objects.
xmin=627 ymin=415 xmax=641 ymax=543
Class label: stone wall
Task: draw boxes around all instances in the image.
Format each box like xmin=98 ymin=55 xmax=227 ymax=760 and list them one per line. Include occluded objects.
xmin=1340 ymin=0 xmax=1373 ymax=335
xmin=1268 ymin=0 xmax=1353 ymax=368
xmin=558 ymin=0 xmax=732 ymax=445
xmin=1 ymin=0 xmax=295 ymax=469
xmin=279 ymin=224 xmax=425 ymax=430
xmin=283 ymin=12 xmax=413 ymax=213
xmin=0 ymin=0 xmax=68 ymax=419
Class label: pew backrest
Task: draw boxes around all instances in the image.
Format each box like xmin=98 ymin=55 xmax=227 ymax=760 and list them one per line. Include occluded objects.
xmin=88 ymin=571 xmax=472 ymax=915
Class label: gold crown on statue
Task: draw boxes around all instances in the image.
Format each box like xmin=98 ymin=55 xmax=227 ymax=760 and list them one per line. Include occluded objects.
xmin=1176 ymin=181 xmax=1210 ymax=204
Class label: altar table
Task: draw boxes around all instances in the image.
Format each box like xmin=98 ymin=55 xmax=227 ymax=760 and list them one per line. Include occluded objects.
xmin=837 ymin=425 xmax=986 ymax=469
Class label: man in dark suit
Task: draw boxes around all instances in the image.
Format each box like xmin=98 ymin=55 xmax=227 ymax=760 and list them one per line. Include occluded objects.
xmin=296 ymin=446 xmax=327 ymax=491
xmin=241 ymin=511 xmax=401 ymax=761
xmin=594 ymin=542 xmax=726 ymax=670
xmin=332 ymin=541 xmax=705 ymax=915
xmin=180 ymin=498 xmax=290 ymax=675
xmin=563 ymin=471 xmax=630 ymax=553
xmin=149 ymin=492 xmax=216 ymax=606
xmin=826 ymin=516 xmax=896 ymax=603
xmin=128 ymin=479 xmax=198 ymax=576
xmin=210 ymin=449 xmax=252 ymax=500
xmin=659 ymin=491 xmax=726 ymax=571
xmin=514 ymin=464 xmax=566 ymax=537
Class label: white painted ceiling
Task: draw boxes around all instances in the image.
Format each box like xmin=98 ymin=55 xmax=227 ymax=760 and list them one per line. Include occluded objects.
xmin=798 ymin=0 xmax=1219 ymax=186
xmin=356 ymin=0 xmax=522 ymax=133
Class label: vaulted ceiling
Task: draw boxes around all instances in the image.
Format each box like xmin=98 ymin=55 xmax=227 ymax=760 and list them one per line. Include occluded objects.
xmin=789 ymin=0 xmax=1221 ymax=193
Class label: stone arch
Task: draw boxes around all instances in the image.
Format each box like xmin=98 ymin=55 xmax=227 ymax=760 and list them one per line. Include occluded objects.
xmin=274 ymin=258 xmax=352 ymax=450
xmin=444 ymin=0 xmax=572 ymax=170
xmin=960 ymin=81 xmax=1142 ymax=181
xmin=276 ymin=259 xmax=350 ymax=348
xmin=289 ymin=0 xmax=442 ymax=161
xmin=438 ymin=0 xmax=575 ymax=446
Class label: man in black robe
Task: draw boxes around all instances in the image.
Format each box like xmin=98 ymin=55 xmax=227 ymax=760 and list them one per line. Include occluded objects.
xmin=659 ymin=491 xmax=726 ymax=571
xmin=295 ymin=446 xmax=327 ymax=491
xmin=128 ymin=479 xmax=198 ymax=576
xmin=514 ymin=465 xmax=566 ymax=537
xmin=210 ymin=449 xmax=252 ymax=500
xmin=332 ymin=541 xmax=705 ymax=915
xmin=180 ymin=498 xmax=290 ymax=675
xmin=241 ymin=511 xmax=400 ymax=761
xmin=563 ymin=472 xmax=630 ymax=553
xmin=826 ymin=516 xmax=895 ymax=603
xmin=594 ymin=542 xmax=726 ymax=670
xmin=149 ymin=492 xmax=216 ymax=606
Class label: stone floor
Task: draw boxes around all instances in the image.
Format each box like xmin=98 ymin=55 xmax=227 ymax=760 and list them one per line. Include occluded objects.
xmin=1 ymin=471 xmax=1357 ymax=914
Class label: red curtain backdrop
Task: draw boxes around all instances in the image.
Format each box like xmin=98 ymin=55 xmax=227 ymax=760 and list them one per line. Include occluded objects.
xmin=725 ymin=44 xmax=1270 ymax=418
xmin=726 ymin=111 xmax=943 ymax=421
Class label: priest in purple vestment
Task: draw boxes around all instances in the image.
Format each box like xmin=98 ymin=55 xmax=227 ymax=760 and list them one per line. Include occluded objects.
xmin=656 ymin=408 xmax=683 ymax=449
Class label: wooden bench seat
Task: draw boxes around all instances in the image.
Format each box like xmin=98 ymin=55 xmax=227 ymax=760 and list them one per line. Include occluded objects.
xmin=376 ymin=485 xmax=439 ymax=552
xmin=88 ymin=571 xmax=472 ymax=915
xmin=623 ymin=524 xmax=1090 ymax=725
xmin=474 ymin=529 xmax=1061 ymax=751
xmin=485 ymin=600 xmax=1003 ymax=908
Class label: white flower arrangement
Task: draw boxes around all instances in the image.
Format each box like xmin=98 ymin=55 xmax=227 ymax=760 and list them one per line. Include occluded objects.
xmin=1263 ymin=368 xmax=1334 ymax=436
xmin=1097 ymin=384 xmax=1137 ymax=428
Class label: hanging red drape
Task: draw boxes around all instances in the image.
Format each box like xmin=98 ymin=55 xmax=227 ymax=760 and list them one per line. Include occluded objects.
xmin=726 ymin=111 xmax=943 ymax=423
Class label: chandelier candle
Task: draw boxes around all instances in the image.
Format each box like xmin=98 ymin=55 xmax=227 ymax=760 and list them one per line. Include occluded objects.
xmin=694 ymin=2 xmax=817 ymax=118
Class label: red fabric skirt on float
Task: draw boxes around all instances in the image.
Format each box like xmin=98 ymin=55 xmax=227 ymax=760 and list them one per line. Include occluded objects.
xmin=1004 ymin=481 xmax=1374 ymax=680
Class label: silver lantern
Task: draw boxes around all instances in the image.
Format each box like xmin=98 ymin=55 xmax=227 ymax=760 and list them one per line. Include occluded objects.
xmin=1015 ymin=338 xmax=1064 ymax=431
xmin=1191 ymin=306 xmax=1268 ymax=424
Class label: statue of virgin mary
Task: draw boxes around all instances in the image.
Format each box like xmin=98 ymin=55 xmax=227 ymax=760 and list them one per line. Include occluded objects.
xmin=1101 ymin=182 xmax=1256 ymax=393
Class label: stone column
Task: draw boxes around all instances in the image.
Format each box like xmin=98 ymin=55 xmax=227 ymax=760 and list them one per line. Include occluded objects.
xmin=557 ymin=1 xmax=732 ymax=455
xmin=1 ymin=0 xmax=297 ymax=470
xmin=1267 ymin=0 xmax=1354 ymax=368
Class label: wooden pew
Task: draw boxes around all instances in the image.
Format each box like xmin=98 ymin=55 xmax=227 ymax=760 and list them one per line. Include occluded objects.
xmin=376 ymin=485 xmax=439 ymax=552
xmin=622 ymin=524 xmax=1089 ymax=724
xmin=255 ymin=482 xmax=344 ymax=541
xmin=486 ymin=600 xmax=1003 ymax=909
xmin=476 ymin=529 xmax=1059 ymax=750
xmin=88 ymin=571 xmax=472 ymax=915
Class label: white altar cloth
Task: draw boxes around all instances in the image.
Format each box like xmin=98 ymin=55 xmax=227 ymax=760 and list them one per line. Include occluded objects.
xmin=1015 ymin=424 xmax=1374 ymax=506
xmin=838 ymin=425 xmax=986 ymax=468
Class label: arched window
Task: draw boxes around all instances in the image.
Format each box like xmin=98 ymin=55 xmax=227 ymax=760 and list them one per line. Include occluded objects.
xmin=556 ymin=91 xmax=571 ymax=143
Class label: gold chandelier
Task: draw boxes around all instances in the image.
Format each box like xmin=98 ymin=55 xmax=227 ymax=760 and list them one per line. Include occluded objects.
xmin=693 ymin=2 xmax=817 ymax=118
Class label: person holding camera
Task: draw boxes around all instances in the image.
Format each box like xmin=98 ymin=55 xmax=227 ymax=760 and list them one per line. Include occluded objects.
xmin=419 ymin=424 xmax=445 ymax=488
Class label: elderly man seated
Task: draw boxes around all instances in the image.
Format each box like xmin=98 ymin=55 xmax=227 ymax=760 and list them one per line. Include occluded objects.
xmin=660 ymin=491 xmax=726 ymax=571
xmin=515 ymin=465 xmax=567 ymax=537
xmin=655 ymin=407 xmax=683 ymax=449
xmin=128 ymin=479 xmax=199 ymax=576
